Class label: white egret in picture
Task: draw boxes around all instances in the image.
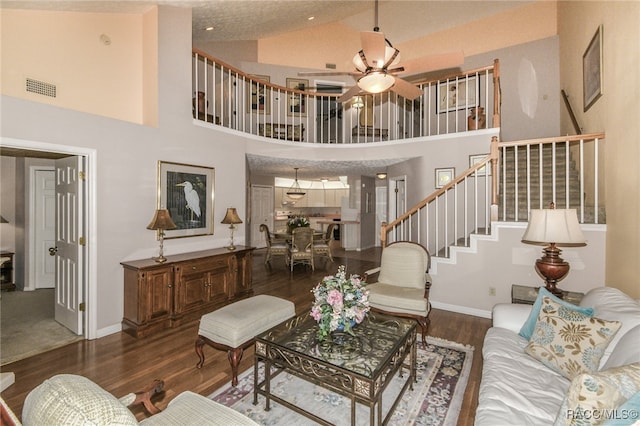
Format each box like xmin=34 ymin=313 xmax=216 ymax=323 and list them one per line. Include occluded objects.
xmin=176 ymin=181 xmax=201 ymax=222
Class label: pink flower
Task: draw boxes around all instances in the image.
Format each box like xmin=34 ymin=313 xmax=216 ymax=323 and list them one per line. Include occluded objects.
xmin=326 ymin=289 xmax=343 ymax=309
xmin=310 ymin=305 xmax=322 ymax=321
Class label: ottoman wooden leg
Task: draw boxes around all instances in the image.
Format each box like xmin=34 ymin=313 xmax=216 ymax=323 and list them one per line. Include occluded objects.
xmin=228 ymin=347 xmax=244 ymax=387
xmin=195 ymin=335 xmax=206 ymax=369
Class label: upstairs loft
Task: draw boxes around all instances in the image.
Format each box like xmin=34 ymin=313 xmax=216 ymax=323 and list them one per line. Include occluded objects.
xmin=192 ymin=50 xmax=501 ymax=144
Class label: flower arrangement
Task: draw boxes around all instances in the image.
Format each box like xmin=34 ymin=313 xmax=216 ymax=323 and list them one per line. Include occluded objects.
xmin=310 ymin=265 xmax=370 ymax=342
xmin=287 ymin=215 xmax=310 ymax=229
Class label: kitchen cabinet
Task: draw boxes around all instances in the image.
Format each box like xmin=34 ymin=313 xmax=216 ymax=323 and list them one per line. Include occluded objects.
xmin=275 ymin=187 xmax=349 ymax=208
xmin=121 ymin=247 xmax=254 ymax=338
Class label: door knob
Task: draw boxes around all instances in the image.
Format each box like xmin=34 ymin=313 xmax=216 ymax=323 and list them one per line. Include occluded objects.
xmin=48 ymin=247 xmax=58 ymax=256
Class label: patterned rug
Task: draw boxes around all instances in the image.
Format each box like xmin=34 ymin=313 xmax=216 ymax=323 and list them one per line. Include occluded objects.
xmin=210 ymin=337 xmax=474 ymax=426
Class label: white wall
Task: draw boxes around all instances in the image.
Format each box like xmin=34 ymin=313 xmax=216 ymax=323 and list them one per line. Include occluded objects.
xmin=430 ymin=222 xmax=607 ymax=317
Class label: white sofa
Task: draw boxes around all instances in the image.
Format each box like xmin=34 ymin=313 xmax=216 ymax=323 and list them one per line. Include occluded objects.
xmin=475 ymin=287 xmax=640 ymax=426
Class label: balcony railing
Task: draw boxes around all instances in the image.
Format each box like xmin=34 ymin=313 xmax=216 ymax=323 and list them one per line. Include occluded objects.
xmin=381 ymin=133 xmax=606 ymax=257
xmin=192 ymin=49 xmax=500 ymax=144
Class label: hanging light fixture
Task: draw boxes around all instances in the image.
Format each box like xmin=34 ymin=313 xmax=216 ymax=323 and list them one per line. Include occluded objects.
xmin=286 ymin=167 xmax=306 ymax=199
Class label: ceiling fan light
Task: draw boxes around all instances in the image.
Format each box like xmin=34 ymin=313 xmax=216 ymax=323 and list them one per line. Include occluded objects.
xmin=352 ymin=52 xmax=367 ymax=72
xmin=383 ymin=46 xmax=400 ymax=67
xmin=358 ymin=72 xmax=395 ymax=93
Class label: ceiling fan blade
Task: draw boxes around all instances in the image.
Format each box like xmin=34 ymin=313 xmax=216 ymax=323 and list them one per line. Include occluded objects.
xmin=390 ymin=78 xmax=423 ymax=100
xmin=398 ymin=51 xmax=465 ymax=75
xmin=360 ymin=31 xmax=386 ymax=68
xmin=337 ymin=85 xmax=363 ymax=103
xmin=298 ymin=71 xmax=359 ymax=77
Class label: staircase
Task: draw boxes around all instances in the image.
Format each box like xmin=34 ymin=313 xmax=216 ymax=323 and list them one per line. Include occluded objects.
xmin=382 ymin=133 xmax=606 ymax=260
xmin=500 ymin=143 xmax=582 ymax=221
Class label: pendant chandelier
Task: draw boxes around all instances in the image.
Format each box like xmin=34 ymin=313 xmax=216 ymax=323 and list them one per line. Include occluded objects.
xmin=286 ymin=167 xmax=306 ymax=199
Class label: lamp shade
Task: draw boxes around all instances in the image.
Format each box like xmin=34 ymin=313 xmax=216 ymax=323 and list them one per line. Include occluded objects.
xmin=147 ymin=209 xmax=177 ymax=230
xmin=357 ymin=72 xmax=395 ymax=94
xmin=522 ymin=208 xmax=586 ymax=245
xmin=221 ymin=207 xmax=243 ymax=224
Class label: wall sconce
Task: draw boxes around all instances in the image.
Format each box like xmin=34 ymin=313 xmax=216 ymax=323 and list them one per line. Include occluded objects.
xmin=147 ymin=209 xmax=177 ymax=263
xmin=221 ymin=207 xmax=243 ymax=251
xmin=522 ymin=203 xmax=587 ymax=296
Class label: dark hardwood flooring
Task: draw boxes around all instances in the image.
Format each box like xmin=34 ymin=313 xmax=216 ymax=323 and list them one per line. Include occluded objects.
xmin=0 ymin=247 xmax=491 ymax=425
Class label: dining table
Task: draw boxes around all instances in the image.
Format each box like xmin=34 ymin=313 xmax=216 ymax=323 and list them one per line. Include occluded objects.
xmin=273 ymin=229 xmax=324 ymax=242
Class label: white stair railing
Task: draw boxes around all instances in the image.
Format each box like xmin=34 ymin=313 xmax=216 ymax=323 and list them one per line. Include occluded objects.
xmin=192 ymin=49 xmax=500 ymax=143
xmin=382 ymin=133 xmax=605 ymax=257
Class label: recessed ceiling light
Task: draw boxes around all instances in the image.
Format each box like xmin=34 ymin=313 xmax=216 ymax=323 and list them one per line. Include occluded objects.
xmin=205 ymin=26 xmax=214 ymax=31
xmin=308 ymin=16 xmax=315 ymax=21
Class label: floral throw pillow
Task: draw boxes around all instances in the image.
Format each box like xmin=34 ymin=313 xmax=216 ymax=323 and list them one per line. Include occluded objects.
xmin=554 ymin=363 xmax=640 ymax=426
xmin=525 ymin=296 xmax=622 ymax=380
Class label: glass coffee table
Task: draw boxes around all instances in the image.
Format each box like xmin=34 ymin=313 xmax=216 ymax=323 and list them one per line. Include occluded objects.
xmin=253 ymin=311 xmax=417 ymax=425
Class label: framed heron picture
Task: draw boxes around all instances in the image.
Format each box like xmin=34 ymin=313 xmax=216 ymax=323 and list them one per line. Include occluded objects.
xmin=157 ymin=161 xmax=215 ymax=238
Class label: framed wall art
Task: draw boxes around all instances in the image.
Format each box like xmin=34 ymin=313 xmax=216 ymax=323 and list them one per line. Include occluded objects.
xmin=437 ymin=76 xmax=478 ymax=113
xmin=469 ymin=153 xmax=490 ymax=176
xmin=158 ymin=161 xmax=215 ymax=238
xmin=248 ymin=74 xmax=271 ymax=114
xmin=583 ymin=25 xmax=603 ymax=112
xmin=435 ymin=167 xmax=455 ymax=189
xmin=286 ymin=78 xmax=308 ymax=117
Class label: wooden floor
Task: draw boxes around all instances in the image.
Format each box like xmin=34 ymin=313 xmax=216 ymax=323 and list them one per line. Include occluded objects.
xmin=0 ymin=247 xmax=491 ymax=425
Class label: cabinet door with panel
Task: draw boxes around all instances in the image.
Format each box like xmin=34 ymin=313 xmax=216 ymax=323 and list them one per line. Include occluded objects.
xmin=174 ymin=256 xmax=230 ymax=316
xmin=229 ymin=250 xmax=253 ymax=298
xmin=122 ymin=265 xmax=173 ymax=337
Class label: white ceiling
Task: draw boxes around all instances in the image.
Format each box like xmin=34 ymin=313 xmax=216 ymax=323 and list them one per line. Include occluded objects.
xmin=2 ymin=0 xmax=530 ymax=44
xmin=1 ymin=0 xmax=529 ymax=180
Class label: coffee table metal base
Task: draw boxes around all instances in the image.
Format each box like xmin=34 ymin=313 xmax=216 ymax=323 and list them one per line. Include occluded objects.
xmin=252 ymin=313 xmax=417 ymax=426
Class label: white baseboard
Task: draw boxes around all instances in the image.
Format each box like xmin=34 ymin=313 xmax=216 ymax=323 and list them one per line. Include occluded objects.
xmin=431 ymin=301 xmax=492 ymax=319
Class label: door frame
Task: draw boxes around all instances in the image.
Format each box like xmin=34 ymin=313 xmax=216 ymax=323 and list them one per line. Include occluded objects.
xmin=27 ymin=165 xmax=55 ymax=291
xmin=1 ymin=137 xmax=97 ymax=340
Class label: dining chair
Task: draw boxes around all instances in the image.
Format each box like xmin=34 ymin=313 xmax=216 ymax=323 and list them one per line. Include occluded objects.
xmin=313 ymin=223 xmax=336 ymax=265
xmin=287 ymin=227 xmax=314 ymax=272
xmin=259 ymin=224 xmax=288 ymax=266
xmin=363 ymin=241 xmax=432 ymax=344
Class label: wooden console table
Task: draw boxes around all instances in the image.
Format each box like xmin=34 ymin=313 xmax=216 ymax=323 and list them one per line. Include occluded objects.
xmin=121 ymin=246 xmax=254 ymax=338
xmin=511 ymin=284 xmax=584 ymax=305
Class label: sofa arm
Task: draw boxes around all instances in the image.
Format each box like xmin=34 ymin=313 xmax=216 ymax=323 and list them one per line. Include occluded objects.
xmin=492 ymin=303 xmax=532 ymax=333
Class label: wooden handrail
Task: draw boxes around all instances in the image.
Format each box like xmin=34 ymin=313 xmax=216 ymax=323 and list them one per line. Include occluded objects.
xmin=193 ymin=48 xmax=339 ymax=98
xmin=380 ymin=132 xmax=605 ymax=248
xmin=497 ymin=132 xmax=605 ymax=147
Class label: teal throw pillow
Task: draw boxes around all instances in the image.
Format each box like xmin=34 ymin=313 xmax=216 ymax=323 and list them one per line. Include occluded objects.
xmin=518 ymin=287 xmax=594 ymax=340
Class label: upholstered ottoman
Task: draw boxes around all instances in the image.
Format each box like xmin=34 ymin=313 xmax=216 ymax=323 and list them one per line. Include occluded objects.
xmin=195 ymin=295 xmax=295 ymax=386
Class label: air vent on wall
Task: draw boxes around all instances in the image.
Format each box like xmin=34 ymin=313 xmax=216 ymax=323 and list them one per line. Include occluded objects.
xmin=26 ymin=78 xmax=57 ymax=98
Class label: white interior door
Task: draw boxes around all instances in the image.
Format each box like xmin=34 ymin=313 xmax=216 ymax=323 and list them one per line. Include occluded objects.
xmin=250 ymin=185 xmax=274 ymax=248
xmin=54 ymin=156 xmax=85 ymax=335
xmin=34 ymin=168 xmax=55 ymax=289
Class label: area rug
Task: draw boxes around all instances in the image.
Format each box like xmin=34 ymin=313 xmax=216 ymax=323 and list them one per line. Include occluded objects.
xmin=211 ymin=336 xmax=474 ymax=426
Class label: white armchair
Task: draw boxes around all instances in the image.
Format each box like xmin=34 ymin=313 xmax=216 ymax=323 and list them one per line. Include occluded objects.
xmin=363 ymin=241 xmax=432 ymax=344
xmin=21 ymin=374 xmax=257 ymax=426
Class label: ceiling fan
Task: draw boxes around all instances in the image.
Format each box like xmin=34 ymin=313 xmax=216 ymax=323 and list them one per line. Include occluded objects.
xmin=299 ymin=0 xmax=464 ymax=103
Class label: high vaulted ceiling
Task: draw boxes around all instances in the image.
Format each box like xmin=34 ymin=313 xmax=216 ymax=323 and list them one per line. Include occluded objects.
xmin=1 ymin=0 xmax=530 ymax=180
xmin=2 ymin=1 xmax=531 ymax=43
